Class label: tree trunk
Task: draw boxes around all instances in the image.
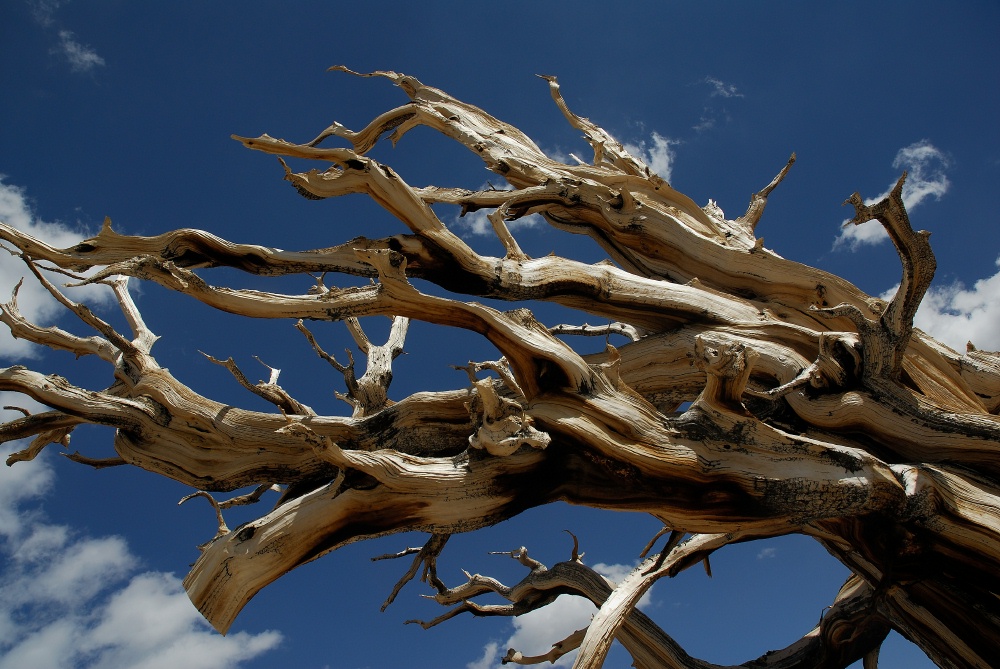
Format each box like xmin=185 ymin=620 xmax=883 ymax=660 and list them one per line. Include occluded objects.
xmin=2 ymin=68 xmax=998 ymax=669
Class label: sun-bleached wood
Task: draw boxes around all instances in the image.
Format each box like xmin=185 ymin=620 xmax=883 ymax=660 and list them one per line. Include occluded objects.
xmin=2 ymin=69 xmax=998 ymax=669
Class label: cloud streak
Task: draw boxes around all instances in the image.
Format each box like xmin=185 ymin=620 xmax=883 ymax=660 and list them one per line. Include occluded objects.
xmin=834 ymin=140 xmax=950 ymax=250
xmin=704 ymin=77 xmax=743 ymax=99
xmin=56 ymin=30 xmax=106 ymax=73
xmin=26 ymin=2 xmax=105 ymax=74
xmin=28 ymin=0 xmax=62 ymax=27
xmin=692 ymin=77 xmax=743 ymax=132
xmin=692 ymin=113 xmax=716 ymax=133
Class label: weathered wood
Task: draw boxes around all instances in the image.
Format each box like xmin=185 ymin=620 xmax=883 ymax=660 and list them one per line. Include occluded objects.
xmin=2 ymin=70 xmax=999 ymax=668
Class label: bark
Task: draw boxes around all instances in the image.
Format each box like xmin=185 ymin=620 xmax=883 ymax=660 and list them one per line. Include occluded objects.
xmin=2 ymin=69 xmax=998 ymax=669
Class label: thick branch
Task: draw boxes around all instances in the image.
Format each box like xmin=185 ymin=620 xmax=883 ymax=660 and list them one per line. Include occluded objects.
xmin=3 ymin=69 xmax=997 ymax=669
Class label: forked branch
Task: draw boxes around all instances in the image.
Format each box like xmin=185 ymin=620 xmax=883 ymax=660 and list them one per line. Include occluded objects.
xmin=2 ymin=69 xmax=998 ymax=669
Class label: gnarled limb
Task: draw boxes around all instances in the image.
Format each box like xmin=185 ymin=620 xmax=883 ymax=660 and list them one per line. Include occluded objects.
xmin=736 ymin=152 xmax=797 ymax=234
xmin=417 ymin=542 xmax=891 ymax=669
xmin=372 ymin=532 xmax=450 ymax=611
xmin=3 ymin=70 xmax=999 ymax=669
xmin=818 ymin=174 xmax=937 ymax=387
xmin=202 ymin=352 xmax=315 ymax=416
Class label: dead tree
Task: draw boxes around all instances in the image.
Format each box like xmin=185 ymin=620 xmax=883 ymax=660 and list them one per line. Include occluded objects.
xmin=2 ymin=68 xmax=998 ymax=669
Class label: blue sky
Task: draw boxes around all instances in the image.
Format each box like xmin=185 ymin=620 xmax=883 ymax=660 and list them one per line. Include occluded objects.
xmin=1 ymin=2 xmax=998 ymax=667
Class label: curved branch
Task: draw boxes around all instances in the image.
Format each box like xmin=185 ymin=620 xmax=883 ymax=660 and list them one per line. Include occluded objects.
xmin=201 ymin=352 xmax=315 ymax=416
xmin=3 ymin=68 xmax=998 ymax=669
xmin=373 ymin=532 xmax=449 ymax=611
xmin=425 ymin=544 xmax=890 ymax=669
xmin=736 ymin=152 xmax=796 ymax=233
xmin=839 ymin=173 xmax=937 ymax=384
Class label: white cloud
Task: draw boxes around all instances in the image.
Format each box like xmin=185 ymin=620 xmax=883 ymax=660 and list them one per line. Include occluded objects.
xmin=705 ymin=77 xmax=743 ymax=98
xmin=881 ymin=257 xmax=1000 ymax=352
xmin=80 ymin=573 xmax=282 ymax=669
xmin=466 ymin=641 xmax=500 ymax=669
xmin=0 ymin=178 xmax=114 ymax=358
xmin=469 ymin=562 xmax=651 ymax=668
xmin=0 ymin=455 xmax=282 ymax=669
xmin=756 ymin=547 xmax=777 ymax=560
xmin=55 ymin=30 xmax=106 ymax=73
xmin=504 ymin=594 xmax=594 ymax=667
xmin=834 ymin=140 xmax=950 ymax=250
xmin=453 ymin=209 xmax=544 ymax=238
xmin=11 ymin=535 xmax=136 ymax=607
xmin=624 ymin=132 xmax=679 ymax=184
xmin=451 ymin=183 xmax=545 ymax=238
xmin=0 ymin=405 xmax=52 ymax=539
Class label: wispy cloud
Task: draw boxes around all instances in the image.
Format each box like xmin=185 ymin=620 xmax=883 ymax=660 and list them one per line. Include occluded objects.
xmin=757 ymin=547 xmax=777 ymax=560
xmin=55 ymin=30 xmax=105 ymax=73
xmin=545 ymin=146 xmax=574 ymax=164
xmin=503 ymin=594 xmax=593 ymax=667
xmin=705 ymin=77 xmax=743 ymax=99
xmin=691 ymin=78 xmax=743 ymax=133
xmin=881 ymin=257 xmax=1000 ymax=352
xmin=468 ymin=561 xmax=653 ymax=668
xmin=26 ymin=2 xmax=105 ymax=74
xmin=0 ymin=178 xmax=114 ymax=358
xmin=0 ymin=451 xmax=282 ymax=669
xmin=624 ymin=132 xmax=679 ymax=184
xmin=28 ymin=0 xmax=62 ymax=27
xmin=834 ymin=140 xmax=950 ymax=250
xmin=692 ymin=112 xmax=716 ymax=133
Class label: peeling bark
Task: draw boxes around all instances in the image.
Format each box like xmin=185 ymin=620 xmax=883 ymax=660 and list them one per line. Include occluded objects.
xmin=2 ymin=70 xmax=998 ymax=668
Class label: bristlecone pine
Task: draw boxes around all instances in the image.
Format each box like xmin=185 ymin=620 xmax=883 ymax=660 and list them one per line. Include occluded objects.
xmin=2 ymin=68 xmax=998 ymax=669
